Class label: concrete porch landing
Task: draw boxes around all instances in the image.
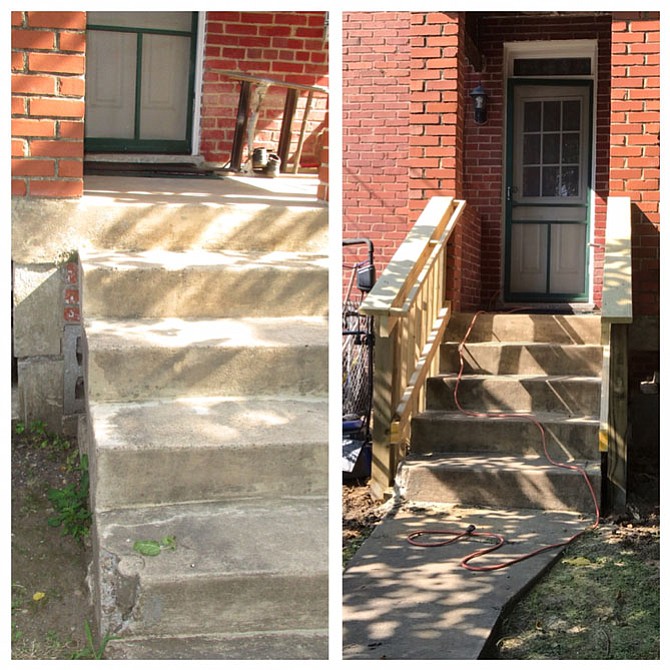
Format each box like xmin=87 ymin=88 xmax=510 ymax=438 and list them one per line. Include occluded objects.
xmin=343 ymin=503 xmax=597 ymax=660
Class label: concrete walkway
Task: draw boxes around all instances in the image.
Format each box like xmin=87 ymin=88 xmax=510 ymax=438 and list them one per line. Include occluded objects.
xmin=343 ymin=502 xmax=596 ymax=660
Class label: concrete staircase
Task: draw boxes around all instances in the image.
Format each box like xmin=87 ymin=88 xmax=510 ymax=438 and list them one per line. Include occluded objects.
xmin=78 ymin=177 xmax=328 ymax=659
xmin=398 ymin=312 xmax=603 ymax=513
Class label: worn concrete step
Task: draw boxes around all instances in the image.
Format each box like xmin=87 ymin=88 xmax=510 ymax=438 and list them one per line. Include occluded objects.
xmin=410 ymin=410 xmax=599 ymax=461
xmin=80 ymin=249 xmax=328 ymax=319
xmin=85 ymin=396 xmax=327 ymax=511
xmin=104 ymin=630 xmax=328 ymax=660
xmin=84 ymin=200 xmax=327 ymax=254
xmin=426 ymin=374 xmax=601 ymax=416
xmin=397 ymin=452 xmax=601 ymax=512
xmin=440 ymin=342 xmax=603 ymax=376
xmin=84 ymin=316 xmax=328 ymax=402
xmin=92 ymin=497 xmax=328 ymax=640
xmin=445 ymin=312 xmax=602 ymax=344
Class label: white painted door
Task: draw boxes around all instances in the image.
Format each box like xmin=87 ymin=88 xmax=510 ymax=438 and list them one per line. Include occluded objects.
xmin=85 ymin=12 xmax=196 ymax=152
xmin=506 ymin=83 xmax=592 ymax=300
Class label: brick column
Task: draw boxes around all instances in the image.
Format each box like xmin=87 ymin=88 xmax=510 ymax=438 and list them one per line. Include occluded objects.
xmin=342 ymin=11 xmax=412 ymax=274
xmin=11 ymin=11 xmax=86 ymax=198
xmin=610 ymin=12 xmax=660 ymax=316
xmin=409 ymin=12 xmax=479 ymax=310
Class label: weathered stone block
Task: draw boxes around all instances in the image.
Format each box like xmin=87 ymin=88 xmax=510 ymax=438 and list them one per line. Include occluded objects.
xmin=13 ymin=263 xmax=63 ymax=357
xmin=17 ymin=357 xmax=64 ymax=433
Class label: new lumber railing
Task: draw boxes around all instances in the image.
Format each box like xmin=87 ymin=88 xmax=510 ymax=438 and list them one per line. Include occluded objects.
xmin=359 ymin=197 xmax=466 ymax=499
xmin=599 ymin=196 xmax=633 ymax=512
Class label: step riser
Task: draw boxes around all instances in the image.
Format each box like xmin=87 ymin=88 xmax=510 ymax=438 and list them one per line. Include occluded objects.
xmin=426 ymin=377 xmax=600 ymax=416
xmin=92 ymin=442 xmax=327 ymax=510
xmin=105 ymin=631 xmax=329 ymax=660
xmin=440 ymin=343 xmax=602 ymax=376
xmin=87 ymin=345 xmax=328 ymax=401
xmin=446 ymin=313 xmax=601 ymax=344
xmin=103 ymin=571 xmax=328 ymax=637
xmin=82 ymin=265 xmax=328 ymax=319
xmin=398 ymin=461 xmax=600 ymax=512
xmin=411 ymin=415 xmax=599 ymax=461
xmin=91 ymin=206 xmax=328 ymax=254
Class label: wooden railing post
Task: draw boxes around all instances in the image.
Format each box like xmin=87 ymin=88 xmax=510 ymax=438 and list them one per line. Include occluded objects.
xmin=600 ymin=196 xmax=633 ymax=513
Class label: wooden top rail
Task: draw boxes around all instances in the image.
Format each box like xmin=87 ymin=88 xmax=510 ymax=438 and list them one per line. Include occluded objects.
xmin=209 ymin=69 xmax=329 ymax=95
xmin=602 ymin=196 xmax=633 ymax=324
xmin=359 ymin=197 xmax=465 ymax=331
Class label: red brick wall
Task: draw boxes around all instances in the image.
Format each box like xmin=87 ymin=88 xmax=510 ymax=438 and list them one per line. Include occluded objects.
xmin=199 ymin=12 xmax=329 ymax=170
xmin=409 ymin=12 xmax=480 ymax=311
xmin=11 ymin=11 xmax=86 ymax=198
xmin=342 ymin=12 xmax=412 ymax=278
xmin=610 ymin=12 xmax=660 ymax=317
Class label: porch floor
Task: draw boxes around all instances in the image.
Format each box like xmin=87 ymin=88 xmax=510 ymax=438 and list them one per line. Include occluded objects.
xmin=83 ymin=172 xmax=324 ymax=207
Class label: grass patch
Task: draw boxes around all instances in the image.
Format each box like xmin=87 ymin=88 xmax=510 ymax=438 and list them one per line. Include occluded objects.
xmin=494 ymin=523 xmax=660 ymax=659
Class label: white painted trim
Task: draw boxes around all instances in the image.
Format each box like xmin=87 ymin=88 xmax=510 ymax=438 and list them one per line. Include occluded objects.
xmin=502 ymin=38 xmax=599 ymax=302
xmin=503 ymin=39 xmax=598 ymax=79
xmin=191 ymin=11 xmax=206 ymax=156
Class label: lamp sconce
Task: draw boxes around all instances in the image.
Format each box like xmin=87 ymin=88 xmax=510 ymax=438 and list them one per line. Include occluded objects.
xmin=470 ymin=84 xmax=488 ymax=125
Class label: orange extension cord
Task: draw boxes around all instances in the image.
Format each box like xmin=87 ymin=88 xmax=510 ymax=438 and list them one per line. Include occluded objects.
xmin=407 ymin=310 xmax=601 ymax=571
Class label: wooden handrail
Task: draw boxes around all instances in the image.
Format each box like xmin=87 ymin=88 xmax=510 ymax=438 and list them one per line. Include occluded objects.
xmin=360 ymin=197 xmax=465 ymax=499
xmin=599 ymin=196 xmax=633 ymax=512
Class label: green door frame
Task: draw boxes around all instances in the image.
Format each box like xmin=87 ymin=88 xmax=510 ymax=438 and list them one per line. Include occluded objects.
xmin=504 ymin=78 xmax=594 ymax=302
xmin=85 ymin=12 xmax=198 ymax=154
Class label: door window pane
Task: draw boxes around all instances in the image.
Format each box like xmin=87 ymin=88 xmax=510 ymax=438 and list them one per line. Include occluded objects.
xmin=523 ymin=134 xmax=541 ymax=164
xmin=562 ymin=100 xmax=581 ymax=131
xmin=562 ymin=133 xmax=580 ymax=163
xmin=561 ymin=167 xmax=579 ymax=196
xmin=543 ymin=101 xmax=561 ymax=131
xmin=542 ymin=133 xmax=560 ymax=164
xmin=524 ymin=101 xmax=542 ymax=132
xmin=523 ymin=167 xmax=540 ymax=197
xmin=542 ymin=166 xmax=559 ymax=196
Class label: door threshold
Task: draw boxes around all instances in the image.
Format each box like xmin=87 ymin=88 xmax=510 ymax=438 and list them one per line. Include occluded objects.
xmin=499 ymin=302 xmax=598 ymax=315
xmin=85 ymin=153 xmax=205 ymax=165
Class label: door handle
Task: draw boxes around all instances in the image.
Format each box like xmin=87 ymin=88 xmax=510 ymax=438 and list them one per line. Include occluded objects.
xmin=506 ymin=186 xmax=518 ymax=201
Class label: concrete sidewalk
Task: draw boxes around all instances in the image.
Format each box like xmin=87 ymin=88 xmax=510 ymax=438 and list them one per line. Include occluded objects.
xmin=343 ymin=502 xmax=595 ymax=660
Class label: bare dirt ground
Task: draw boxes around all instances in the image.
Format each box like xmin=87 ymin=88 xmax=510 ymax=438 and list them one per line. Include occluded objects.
xmin=11 ymin=427 xmax=96 ymax=660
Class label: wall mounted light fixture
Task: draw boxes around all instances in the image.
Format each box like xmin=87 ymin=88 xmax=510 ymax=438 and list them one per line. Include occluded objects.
xmin=470 ymin=84 xmax=488 ymax=124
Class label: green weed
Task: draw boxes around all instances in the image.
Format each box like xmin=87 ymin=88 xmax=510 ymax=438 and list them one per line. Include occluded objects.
xmin=70 ymin=621 xmax=117 ymax=660
xmin=47 ymin=454 xmax=91 ymax=542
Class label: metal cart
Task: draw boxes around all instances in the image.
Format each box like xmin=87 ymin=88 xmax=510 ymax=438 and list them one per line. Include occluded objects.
xmin=342 ymin=238 xmax=375 ymax=480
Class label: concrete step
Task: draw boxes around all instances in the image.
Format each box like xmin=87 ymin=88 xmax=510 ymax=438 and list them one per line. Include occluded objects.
xmin=104 ymin=630 xmax=328 ymax=660
xmin=397 ymin=452 xmax=601 ymax=512
xmin=410 ymin=410 xmax=599 ymax=461
xmin=85 ymin=396 xmax=327 ymax=511
xmin=84 ymin=316 xmax=328 ymax=402
xmin=445 ymin=312 xmax=602 ymax=344
xmin=85 ymin=201 xmax=327 ymax=254
xmin=91 ymin=497 xmax=328 ymax=640
xmin=426 ymin=374 xmax=601 ymax=416
xmin=440 ymin=342 xmax=603 ymax=376
xmin=80 ymin=249 xmax=328 ymax=319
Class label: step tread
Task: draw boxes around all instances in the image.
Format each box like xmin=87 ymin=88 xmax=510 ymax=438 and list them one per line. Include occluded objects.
xmin=81 ymin=247 xmax=328 ymax=271
xmin=89 ymin=395 xmax=327 ymax=450
xmin=97 ymin=497 xmax=328 ymax=579
xmin=433 ymin=372 xmax=602 ymax=382
xmin=415 ymin=409 xmax=600 ymax=423
xmin=85 ymin=315 xmax=327 ymax=350
xmin=404 ymin=451 xmax=600 ymax=473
